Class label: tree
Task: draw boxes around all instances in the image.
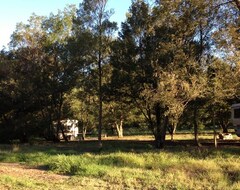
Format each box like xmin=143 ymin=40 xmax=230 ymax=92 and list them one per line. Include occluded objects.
xmin=206 ymin=58 xmax=237 ymax=137
xmin=65 ymin=86 xmax=98 ymax=140
xmin=111 ymin=0 xmax=217 ymax=148
xmin=111 ymin=0 xmax=164 ymax=147
xmin=103 ymin=100 xmax=136 ymax=138
xmin=145 ymin=63 xmax=206 ymax=141
xmin=7 ymin=6 xmax=79 ymax=142
xmin=74 ymin=0 xmax=117 ymax=148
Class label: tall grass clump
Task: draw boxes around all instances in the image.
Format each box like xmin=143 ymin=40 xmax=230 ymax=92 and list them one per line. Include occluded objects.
xmin=48 ymin=154 xmax=108 ymax=177
xmin=98 ymin=152 xmax=145 ymax=168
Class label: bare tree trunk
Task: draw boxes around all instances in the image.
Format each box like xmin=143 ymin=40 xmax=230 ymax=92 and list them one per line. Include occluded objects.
xmin=115 ymin=119 xmax=124 ymax=138
xmin=171 ymin=128 xmax=176 ymax=141
xmin=212 ymin=110 xmax=217 ymax=148
xmin=168 ymin=123 xmax=177 ymax=141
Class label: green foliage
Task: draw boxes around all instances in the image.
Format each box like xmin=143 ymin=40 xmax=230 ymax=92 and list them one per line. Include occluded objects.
xmin=0 ymin=0 xmax=240 ymax=146
xmin=0 ymin=6 xmax=79 ymax=142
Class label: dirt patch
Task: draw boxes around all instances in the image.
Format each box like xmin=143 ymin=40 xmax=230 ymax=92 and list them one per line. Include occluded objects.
xmin=0 ymin=163 xmax=121 ymax=190
xmin=0 ymin=163 xmax=69 ymax=182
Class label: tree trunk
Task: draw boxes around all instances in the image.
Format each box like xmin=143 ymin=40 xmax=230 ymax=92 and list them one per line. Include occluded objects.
xmin=170 ymin=128 xmax=177 ymax=141
xmin=193 ymin=105 xmax=201 ymax=147
xmin=155 ymin=104 xmax=166 ymax=149
xmin=220 ymin=122 xmax=229 ymax=133
xmin=170 ymin=133 xmax=174 ymax=141
xmin=168 ymin=123 xmax=176 ymax=142
xmin=212 ymin=110 xmax=217 ymax=148
xmin=82 ymin=126 xmax=87 ymax=140
xmin=97 ymin=51 xmax=103 ymax=149
xmin=162 ymin=116 xmax=167 ymax=143
xmin=222 ymin=127 xmax=228 ymax=133
xmin=56 ymin=93 xmax=68 ymax=142
xmin=20 ymin=125 xmax=28 ymax=143
xmin=168 ymin=127 xmax=174 ymax=141
xmin=59 ymin=121 xmax=69 ymax=142
xmin=115 ymin=119 xmax=123 ymax=138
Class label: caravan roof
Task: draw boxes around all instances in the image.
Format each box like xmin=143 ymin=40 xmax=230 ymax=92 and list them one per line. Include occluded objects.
xmin=231 ymin=103 xmax=240 ymax=109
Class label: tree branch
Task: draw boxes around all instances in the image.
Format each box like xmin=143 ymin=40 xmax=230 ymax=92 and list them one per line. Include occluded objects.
xmin=215 ymin=0 xmax=240 ymax=11
xmin=234 ymin=0 xmax=240 ymax=10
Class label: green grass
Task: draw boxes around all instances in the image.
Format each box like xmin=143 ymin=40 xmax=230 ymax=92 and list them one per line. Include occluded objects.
xmin=47 ymin=149 xmax=239 ymax=189
xmin=0 ymin=175 xmax=48 ymax=190
xmin=0 ymin=139 xmax=239 ymax=189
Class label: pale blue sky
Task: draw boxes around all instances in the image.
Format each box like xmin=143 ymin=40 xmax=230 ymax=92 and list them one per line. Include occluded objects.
xmin=0 ymin=0 xmax=132 ymax=48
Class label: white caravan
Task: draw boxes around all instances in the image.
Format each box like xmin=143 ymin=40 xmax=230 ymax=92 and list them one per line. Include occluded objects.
xmin=231 ymin=103 xmax=240 ymax=137
xmin=53 ymin=119 xmax=79 ymax=140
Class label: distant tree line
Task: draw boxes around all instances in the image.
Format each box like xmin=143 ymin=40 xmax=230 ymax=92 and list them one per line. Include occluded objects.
xmin=0 ymin=0 xmax=239 ymax=148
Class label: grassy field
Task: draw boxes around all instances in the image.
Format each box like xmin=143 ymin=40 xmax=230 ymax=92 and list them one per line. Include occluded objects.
xmin=0 ymin=135 xmax=239 ymax=190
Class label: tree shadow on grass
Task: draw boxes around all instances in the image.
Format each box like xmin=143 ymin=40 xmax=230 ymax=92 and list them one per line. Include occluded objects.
xmin=0 ymin=138 xmax=239 ymax=157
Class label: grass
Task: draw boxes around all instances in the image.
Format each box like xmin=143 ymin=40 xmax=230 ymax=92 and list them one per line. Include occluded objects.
xmin=0 ymin=135 xmax=239 ymax=189
xmin=0 ymin=175 xmax=50 ymax=190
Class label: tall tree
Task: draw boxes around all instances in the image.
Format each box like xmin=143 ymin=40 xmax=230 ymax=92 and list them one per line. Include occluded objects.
xmin=7 ymin=6 xmax=78 ymax=142
xmin=111 ymin=0 xmax=233 ymax=147
xmin=111 ymin=0 xmax=169 ymax=148
xmin=74 ymin=0 xmax=117 ymax=148
xmin=206 ymin=58 xmax=237 ymax=135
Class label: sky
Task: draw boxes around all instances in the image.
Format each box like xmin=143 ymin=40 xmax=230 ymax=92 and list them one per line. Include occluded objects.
xmin=0 ymin=0 xmax=132 ymax=49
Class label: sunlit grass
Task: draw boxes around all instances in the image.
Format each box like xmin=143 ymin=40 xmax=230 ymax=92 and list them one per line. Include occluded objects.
xmin=0 ymin=175 xmax=48 ymax=190
xmin=0 ymin=139 xmax=239 ymax=189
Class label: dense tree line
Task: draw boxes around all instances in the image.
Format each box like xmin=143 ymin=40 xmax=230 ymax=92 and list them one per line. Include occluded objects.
xmin=0 ymin=0 xmax=239 ymax=148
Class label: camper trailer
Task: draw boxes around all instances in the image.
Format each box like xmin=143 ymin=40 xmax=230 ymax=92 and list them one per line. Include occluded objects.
xmin=231 ymin=103 xmax=240 ymax=137
xmin=53 ymin=119 xmax=79 ymax=141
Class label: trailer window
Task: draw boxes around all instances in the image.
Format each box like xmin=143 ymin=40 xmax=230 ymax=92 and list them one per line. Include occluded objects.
xmin=234 ymin=108 xmax=240 ymax=118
